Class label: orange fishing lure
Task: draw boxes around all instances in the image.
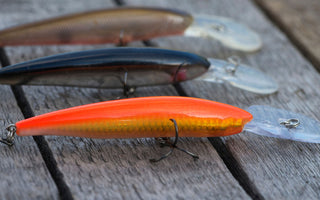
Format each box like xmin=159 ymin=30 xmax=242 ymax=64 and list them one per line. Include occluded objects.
xmin=14 ymin=96 xmax=252 ymax=139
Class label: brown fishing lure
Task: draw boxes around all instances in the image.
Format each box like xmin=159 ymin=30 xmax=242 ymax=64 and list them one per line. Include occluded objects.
xmin=0 ymin=7 xmax=192 ymax=46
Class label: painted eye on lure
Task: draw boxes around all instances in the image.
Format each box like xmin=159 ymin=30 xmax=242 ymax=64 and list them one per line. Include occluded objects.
xmin=0 ymin=47 xmax=277 ymax=94
xmin=0 ymin=7 xmax=261 ymax=52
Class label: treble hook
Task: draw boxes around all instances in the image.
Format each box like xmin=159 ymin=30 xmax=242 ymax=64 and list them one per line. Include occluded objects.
xmin=117 ymin=30 xmax=127 ymax=46
xmin=150 ymin=119 xmax=199 ymax=162
xmin=122 ymin=71 xmax=136 ymax=97
xmin=107 ymin=71 xmax=136 ymax=100
xmin=0 ymin=124 xmax=16 ymax=146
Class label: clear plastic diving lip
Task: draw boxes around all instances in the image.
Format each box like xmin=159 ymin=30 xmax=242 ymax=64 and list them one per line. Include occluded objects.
xmin=196 ymin=57 xmax=278 ymax=94
xmin=244 ymin=105 xmax=320 ymax=143
xmin=185 ymin=15 xmax=262 ymax=52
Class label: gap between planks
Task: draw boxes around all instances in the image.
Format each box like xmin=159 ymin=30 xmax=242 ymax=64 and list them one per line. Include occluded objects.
xmin=0 ymin=48 xmax=74 ymax=200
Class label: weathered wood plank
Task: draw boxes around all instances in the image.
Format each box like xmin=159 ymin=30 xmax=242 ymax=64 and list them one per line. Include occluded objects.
xmin=0 ymin=76 xmax=58 ymax=199
xmin=125 ymin=0 xmax=320 ymax=199
xmin=0 ymin=2 xmax=85 ymax=199
xmin=254 ymin=0 xmax=320 ymax=69
xmin=1 ymin=0 xmax=250 ymax=199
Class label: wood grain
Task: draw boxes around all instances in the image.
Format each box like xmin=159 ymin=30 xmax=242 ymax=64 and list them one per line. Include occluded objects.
xmin=125 ymin=0 xmax=320 ymax=199
xmin=1 ymin=0 xmax=250 ymax=199
xmin=0 ymin=79 xmax=58 ymax=199
xmin=254 ymin=0 xmax=320 ymax=69
xmin=0 ymin=2 xmax=78 ymax=199
xmin=3 ymin=0 xmax=320 ymax=199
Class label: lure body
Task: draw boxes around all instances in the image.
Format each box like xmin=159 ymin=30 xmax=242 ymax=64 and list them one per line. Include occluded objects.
xmin=0 ymin=48 xmax=209 ymax=88
xmin=0 ymin=8 xmax=192 ymax=46
xmin=15 ymin=97 xmax=253 ymax=138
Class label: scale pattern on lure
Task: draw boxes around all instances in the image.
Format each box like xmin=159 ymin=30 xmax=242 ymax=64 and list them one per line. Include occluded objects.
xmin=2 ymin=97 xmax=320 ymax=148
xmin=14 ymin=96 xmax=253 ymax=138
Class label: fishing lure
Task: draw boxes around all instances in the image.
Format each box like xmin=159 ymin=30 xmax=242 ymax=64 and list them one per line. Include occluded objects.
xmin=0 ymin=96 xmax=253 ymax=161
xmin=1 ymin=97 xmax=319 ymax=161
xmin=0 ymin=7 xmax=261 ymax=52
xmin=0 ymin=47 xmax=277 ymax=94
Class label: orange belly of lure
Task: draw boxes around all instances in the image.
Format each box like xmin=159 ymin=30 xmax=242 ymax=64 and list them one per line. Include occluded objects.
xmin=16 ymin=97 xmax=252 ymax=138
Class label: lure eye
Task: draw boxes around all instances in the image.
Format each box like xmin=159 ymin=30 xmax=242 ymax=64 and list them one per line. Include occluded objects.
xmin=173 ymin=69 xmax=187 ymax=82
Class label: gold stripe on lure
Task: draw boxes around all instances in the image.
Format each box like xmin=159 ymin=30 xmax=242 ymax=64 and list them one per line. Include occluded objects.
xmin=0 ymin=96 xmax=253 ymax=162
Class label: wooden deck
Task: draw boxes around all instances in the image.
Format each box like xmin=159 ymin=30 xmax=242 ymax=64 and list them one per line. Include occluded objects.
xmin=0 ymin=0 xmax=319 ymax=199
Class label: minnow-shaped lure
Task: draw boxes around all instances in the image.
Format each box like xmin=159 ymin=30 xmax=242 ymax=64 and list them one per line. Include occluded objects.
xmin=2 ymin=96 xmax=319 ymax=144
xmin=0 ymin=7 xmax=261 ymax=52
xmin=0 ymin=48 xmax=277 ymax=94
xmin=1 ymin=97 xmax=320 ymax=161
xmin=1 ymin=96 xmax=253 ymax=144
xmin=0 ymin=96 xmax=254 ymax=161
